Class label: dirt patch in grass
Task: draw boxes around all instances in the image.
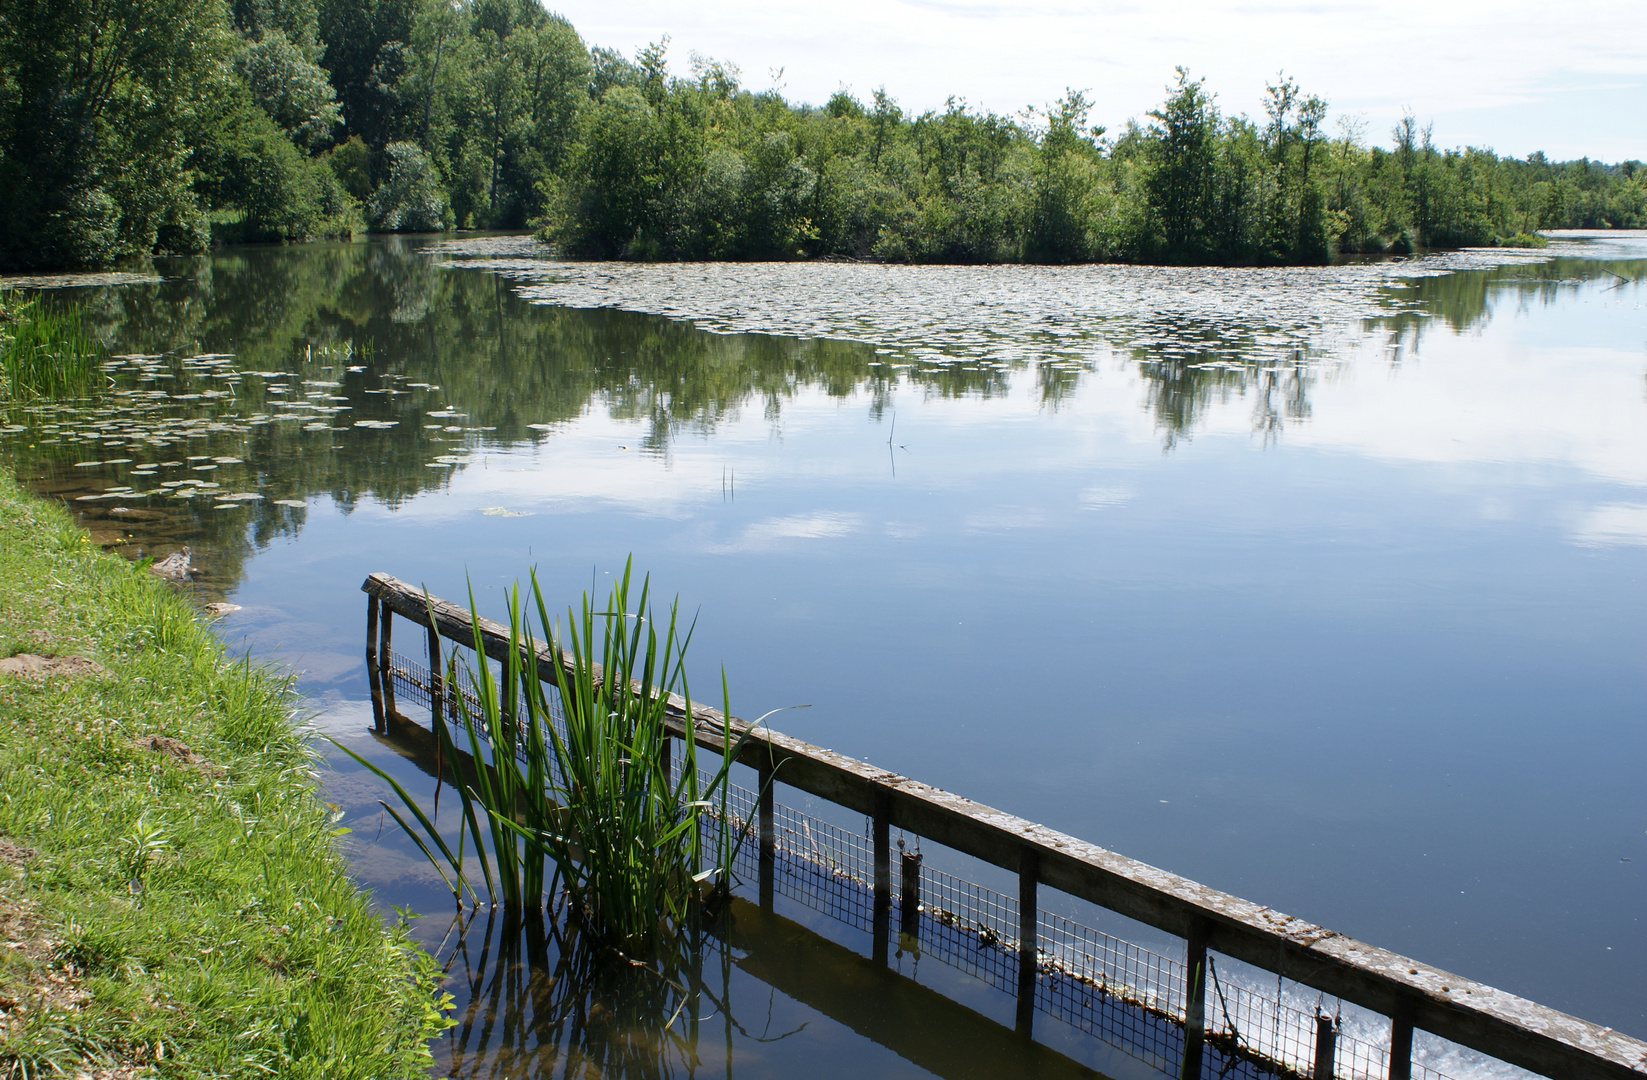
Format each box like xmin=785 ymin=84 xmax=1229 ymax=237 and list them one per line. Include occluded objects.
xmin=0 ymin=889 xmax=141 ymax=1080
xmin=0 ymin=654 xmax=105 ymax=678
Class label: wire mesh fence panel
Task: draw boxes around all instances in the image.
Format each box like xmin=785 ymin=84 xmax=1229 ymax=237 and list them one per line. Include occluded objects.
xmin=1207 ymin=966 xmax=1327 ymax=1077
xmin=775 ymin=801 xmax=877 ymax=931
xmin=1035 ymin=906 xmax=1191 ymax=1074
xmin=1337 ymin=1031 xmax=1392 ymax=1080
xmin=388 ymin=647 xmax=572 ymax=769
xmin=1204 ymin=960 xmax=1418 ymax=1080
xmin=913 ymin=859 xmax=1023 ymax=995
xmin=381 ymin=656 xmax=1490 ymax=1080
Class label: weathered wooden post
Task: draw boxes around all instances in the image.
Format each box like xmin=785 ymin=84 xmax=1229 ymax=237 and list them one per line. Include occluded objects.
xmin=1016 ymin=847 xmax=1040 ymax=1036
xmin=365 ymin=596 xmax=384 ymax=731
xmin=1315 ymin=1012 xmax=1337 ymax=1080
xmin=1181 ymin=918 xmax=1210 ymax=1080
xmin=758 ymin=761 xmax=776 ymax=911
xmin=378 ymin=605 xmax=396 ymax=719
xmin=899 ymin=847 xmax=922 ymax=941
xmin=1388 ymin=1007 xmax=1414 ymax=1080
xmin=872 ymin=795 xmax=892 ymax=965
xmin=426 ymin=620 xmax=444 ymax=726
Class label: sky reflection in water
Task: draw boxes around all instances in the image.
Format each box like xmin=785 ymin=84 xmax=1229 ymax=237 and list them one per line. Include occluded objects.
xmin=3 ymin=234 xmax=1644 ymax=1067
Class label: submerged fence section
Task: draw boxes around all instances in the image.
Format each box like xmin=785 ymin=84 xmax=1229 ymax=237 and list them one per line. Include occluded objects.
xmin=362 ymin=573 xmax=1647 ymax=1080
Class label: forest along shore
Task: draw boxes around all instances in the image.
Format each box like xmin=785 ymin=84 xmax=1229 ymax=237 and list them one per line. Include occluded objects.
xmin=0 ymin=469 xmax=446 ymax=1077
xmin=2 ymin=1 xmax=1642 ymax=272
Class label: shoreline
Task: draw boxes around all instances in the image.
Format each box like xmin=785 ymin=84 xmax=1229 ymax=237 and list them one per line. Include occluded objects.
xmin=0 ymin=468 xmax=445 ymax=1076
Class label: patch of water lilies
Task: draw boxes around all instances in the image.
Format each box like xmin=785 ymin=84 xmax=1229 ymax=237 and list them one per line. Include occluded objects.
xmin=0 ymin=335 xmax=507 ymax=564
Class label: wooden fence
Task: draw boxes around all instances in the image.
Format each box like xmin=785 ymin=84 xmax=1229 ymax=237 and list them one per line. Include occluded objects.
xmin=362 ymin=572 xmax=1647 ymax=1080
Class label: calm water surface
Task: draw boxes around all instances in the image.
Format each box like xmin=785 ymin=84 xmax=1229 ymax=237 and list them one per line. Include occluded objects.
xmin=3 ymin=234 xmax=1643 ymax=1073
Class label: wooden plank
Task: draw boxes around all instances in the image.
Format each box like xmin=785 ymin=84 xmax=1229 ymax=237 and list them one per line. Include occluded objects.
xmin=360 ymin=573 xmax=1647 ymax=1080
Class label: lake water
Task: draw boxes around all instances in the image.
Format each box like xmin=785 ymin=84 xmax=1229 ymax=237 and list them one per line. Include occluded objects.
xmin=3 ymin=234 xmax=1643 ymax=1074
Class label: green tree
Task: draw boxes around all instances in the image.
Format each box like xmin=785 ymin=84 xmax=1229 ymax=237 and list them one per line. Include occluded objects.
xmin=1144 ymin=68 xmax=1218 ymax=259
xmin=234 ymin=29 xmax=343 ymax=150
xmin=0 ymin=0 xmax=229 ymax=268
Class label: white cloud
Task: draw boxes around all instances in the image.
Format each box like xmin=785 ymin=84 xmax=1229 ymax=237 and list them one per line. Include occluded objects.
xmin=963 ymin=507 xmax=1047 ymax=531
xmin=713 ymin=511 xmax=863 ymax=552
xmin=1571 ymin=503 xmax=1647 ymax=548
xmin=1081 ymin=486 xmax=1133 ymax=509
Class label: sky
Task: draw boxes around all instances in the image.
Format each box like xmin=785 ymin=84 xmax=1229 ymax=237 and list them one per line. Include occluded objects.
xmin=549 ymin=0 xmax=1647 ymax=162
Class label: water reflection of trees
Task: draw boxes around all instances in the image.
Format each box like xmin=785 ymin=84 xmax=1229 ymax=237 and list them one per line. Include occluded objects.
xmin=1108 ymin=314 xmax=1321 ymax=449
xmin=4 ymin=239 xmax=1008 ymax=589
xmin=1367 ymin=256 xmax=1647 ymax=363
xmin=8 ymin=241 xmax=1644 ymax=585
xmin=1129 ymin=256 xmax=1646 ymax=445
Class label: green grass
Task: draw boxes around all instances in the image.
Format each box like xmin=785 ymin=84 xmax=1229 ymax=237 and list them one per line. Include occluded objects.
xmin=0 ymin=468 xmax=448 ymax=1077
xmin=0 ymin=292 xmax=102 ymax=401
xmin=343 ymin=562 xmax=769 ymax=956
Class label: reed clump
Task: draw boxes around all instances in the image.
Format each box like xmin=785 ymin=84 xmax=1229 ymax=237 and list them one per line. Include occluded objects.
xmin=345 ymin=560 xmax=767 ymax=956
xmin=0 ymin=291 xmax=101 ymax=400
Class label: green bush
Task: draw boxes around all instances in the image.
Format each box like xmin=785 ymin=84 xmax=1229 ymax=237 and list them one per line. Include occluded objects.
xmin=368 ymin=142 xmax=454 ymax=232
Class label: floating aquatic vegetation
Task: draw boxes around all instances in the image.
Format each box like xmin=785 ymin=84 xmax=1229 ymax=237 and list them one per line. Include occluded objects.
xmin=0 ymin=319 xmax=486 ymax=567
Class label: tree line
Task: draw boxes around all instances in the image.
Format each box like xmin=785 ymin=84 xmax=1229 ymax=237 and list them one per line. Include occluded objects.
xmin=2 ymin=0 xmax=1643 ymax=271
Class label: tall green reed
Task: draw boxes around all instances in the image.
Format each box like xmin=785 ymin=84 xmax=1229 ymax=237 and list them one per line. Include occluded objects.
xmin=338 ymin=560 xmax=771 ymax=955
xmin=0 ymin=291 xmax=101 ymax=400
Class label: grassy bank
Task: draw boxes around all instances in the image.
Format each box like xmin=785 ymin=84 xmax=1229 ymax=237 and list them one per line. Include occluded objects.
xmin=0 ymin=469 xmax=446 ymax=1077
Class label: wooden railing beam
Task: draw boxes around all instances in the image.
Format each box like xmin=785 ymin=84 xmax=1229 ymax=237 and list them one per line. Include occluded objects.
xmin=361 ymin=573 xmax=1647 ymax=1080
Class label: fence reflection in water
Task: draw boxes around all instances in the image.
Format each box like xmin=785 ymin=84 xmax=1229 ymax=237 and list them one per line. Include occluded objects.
xmin=379 ymin=645 xmax=1471 ymax=1080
